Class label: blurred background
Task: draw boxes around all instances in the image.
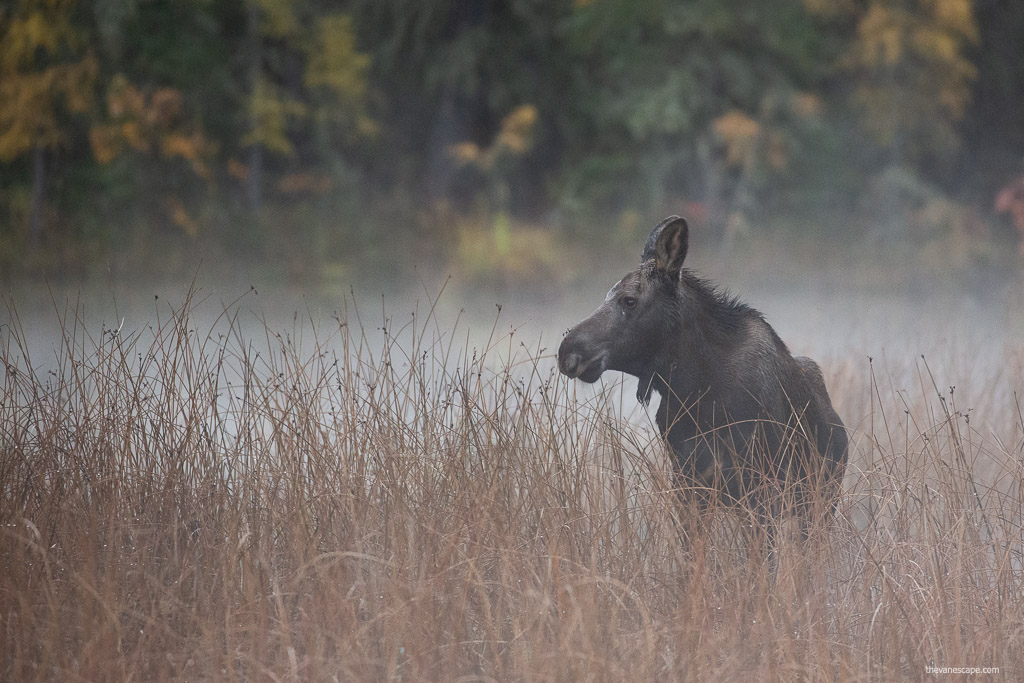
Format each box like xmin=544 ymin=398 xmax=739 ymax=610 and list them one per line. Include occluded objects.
xmin=2 ymin=0 xmax=1024 ymax=307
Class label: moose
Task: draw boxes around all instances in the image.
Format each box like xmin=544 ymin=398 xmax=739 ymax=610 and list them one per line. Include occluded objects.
xmin=558 ymin=216 xmax=848 ymax=526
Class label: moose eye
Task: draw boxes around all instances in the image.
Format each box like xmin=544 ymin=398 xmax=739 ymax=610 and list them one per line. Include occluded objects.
xmin=622 ymin=296 xmax=638 ymax=310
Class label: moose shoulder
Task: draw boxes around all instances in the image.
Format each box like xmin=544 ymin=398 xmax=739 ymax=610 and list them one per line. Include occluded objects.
xmin=557 ymin=216 xmax=848 ymax=518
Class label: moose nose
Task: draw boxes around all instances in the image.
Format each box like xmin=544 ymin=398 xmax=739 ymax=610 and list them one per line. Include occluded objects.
xmin=560 ymin=352 xmax=580 ymax=376
xmin=557 ymin=337 xmax=580 ymax=376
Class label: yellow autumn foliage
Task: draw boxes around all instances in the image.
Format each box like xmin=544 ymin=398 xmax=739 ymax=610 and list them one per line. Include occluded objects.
xmin=449 ymin=105 xmax=538 ymax=172
xmin=0 ymin=0 xmax=96 ymax=161
xmin=856 ymin=4 xmax=906 ymax=65
xmin=107 ymin=76 xmax=145 ymax=118
xmin=121 ymin=121 xmax=148 ymax=152
xmin=842 ymin=0 xmax=977 ymax=158
xmin=88 ymin=124 xmax=121 ymax=164
xmin=164 ymin=196 xmax=199 ymax=238
xmin=449 ymin=142 xmax=482 ymax=165
xmin=792 ymin=93 xmax=822 ymax=119
xmin=162 ymin=133 xmax=211 ymax=178
xmin=924 ymin=0 xmax=978 ymax=38
xmin=713 ymin=110 xmax=760 ymax=167
xmin=253 ymin=0 xmax=301 ymax=39
xmin=495 ymin=105 xmax=538 ymax=155
xmin=227 ymin=158 xmax=249 ymax=181
xmin=149 ymin=88 xmax=183 ymax=128
xmin=90 ymin=76 xmax=213 ymax=179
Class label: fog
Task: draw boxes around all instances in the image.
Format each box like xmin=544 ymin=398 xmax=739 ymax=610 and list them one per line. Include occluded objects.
xmin=6 ymin=247 xmax=1022 ymax=436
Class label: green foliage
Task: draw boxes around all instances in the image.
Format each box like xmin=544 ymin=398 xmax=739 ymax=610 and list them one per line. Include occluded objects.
xmin=553 ymin=0 xmax=840 ymax=222
xmin=2 ymin=0 xmax=1024 ymax=278
xmin=243 ymin=77 xmax=306 ymax=156
xmin=304 ymin=14 xmax=376 ymax=141
xmin=237 ymin=1 xmax=373 ymax=202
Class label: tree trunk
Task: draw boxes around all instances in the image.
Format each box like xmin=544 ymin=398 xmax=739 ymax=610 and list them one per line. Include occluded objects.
xmin=28 ymin=144 xmax=45 ymax=252
xmin=246 ymin=0 xmax=263 ymax=214
xmin=247 ymin=143 xmax=263 ymax=213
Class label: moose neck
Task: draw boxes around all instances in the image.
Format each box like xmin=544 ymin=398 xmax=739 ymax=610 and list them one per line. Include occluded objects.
xmin=641 ymin=271 xmax=752 ymax=405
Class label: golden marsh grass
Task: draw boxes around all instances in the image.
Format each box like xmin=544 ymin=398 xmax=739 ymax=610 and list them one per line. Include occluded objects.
xmin=1 ymin=286 xmax=1021 ymax=680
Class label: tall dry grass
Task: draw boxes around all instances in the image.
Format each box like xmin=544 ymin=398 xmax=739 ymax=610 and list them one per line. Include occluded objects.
xmin=1 ymin=287 xmax=1021 ymax=681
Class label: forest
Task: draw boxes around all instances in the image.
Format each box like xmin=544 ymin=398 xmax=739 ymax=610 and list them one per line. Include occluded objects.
xmin=2 ymin=0 xmax=1024 ymax=287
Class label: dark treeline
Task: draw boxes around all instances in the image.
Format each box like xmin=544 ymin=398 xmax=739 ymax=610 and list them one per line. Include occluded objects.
xmin=2 ymin=0 xmax=1023 ymax=282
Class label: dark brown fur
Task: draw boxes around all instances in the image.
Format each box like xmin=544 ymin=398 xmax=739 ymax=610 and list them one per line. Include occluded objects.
xmin=558 ymin=217 xmax=848 ymax=519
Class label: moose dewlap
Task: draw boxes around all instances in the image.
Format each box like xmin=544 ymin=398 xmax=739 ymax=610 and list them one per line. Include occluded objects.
xmin=558 ymin=216 xmax=848 ymax=519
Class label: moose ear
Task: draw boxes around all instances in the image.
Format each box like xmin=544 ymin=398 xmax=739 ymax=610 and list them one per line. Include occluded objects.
xmin=641 ymin=216 xmax=688 ymax=276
